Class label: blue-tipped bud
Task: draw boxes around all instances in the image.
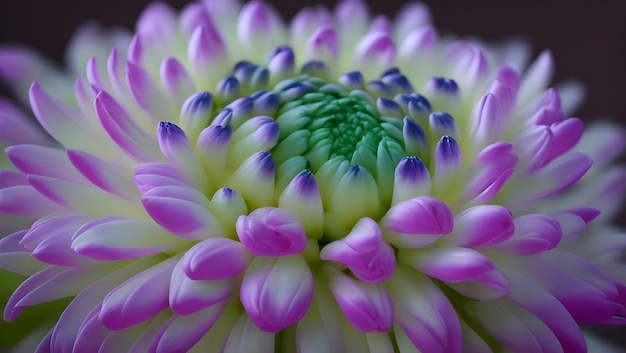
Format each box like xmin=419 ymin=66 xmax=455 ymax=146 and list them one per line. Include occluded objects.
xmin=300 ymin=60 xmax=327 ymax=77
xmin=427 ymin=77 xmax=459 ymax=95
xmin=179 ymin=91 xmax=213 ymax=142
xmin=395 ymin=93 xmax=431 ymax=122
xmin=392 ymin=156 xmax=432 ymax=204
xmin=215 ymin=75 xmax=241 ymax=103
xmin=209 ymin=187 xmax=248 ymax=235
xmin=382 ymin=72 xmax=413 ymax=94
xmin=231 ymin=116 xmax=280 ymax=165
xmin=429 ymin=112 xmax=460 ymax=137
xmin=224 ymin=97 xmax=254 ymax=127
xmin=338 ymin=71 xmax=365 ymax=90
xmin=402 ymin=117 xmax=428 ymax=157
xmin=280 ymin=81 xmax=316 ymax=101
xmin=435 ymin=135 xmax=462 ymax=177
xmin=252 ymin=90 xmax=280 ymax=116
xmin=268 ymin=45 xmax=295 ymax=82
xmin=278 ymin=170 xmax=324 ymax=239
xmin=377 ymin=97 xmax=404 ymax=119
xmin=211 ymin=108 xmax=233 ymax=126
xmin=157 ymin=122 xmax=209 ymax=189
xmin=196 ymin=124 xmax=233 ymax=181
xmin=366 ymin=80 xmax=393 ymax=98
xmin=228 ymin=151 xmax=275 ymax=209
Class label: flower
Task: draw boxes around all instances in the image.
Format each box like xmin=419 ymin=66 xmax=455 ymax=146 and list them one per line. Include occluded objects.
xmin=0 ymin=0 xmax=625 ymax=352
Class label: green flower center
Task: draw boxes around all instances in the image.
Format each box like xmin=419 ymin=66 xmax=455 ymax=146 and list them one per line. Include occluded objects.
xmin=272 ymin=75 xmax=404 ymax=175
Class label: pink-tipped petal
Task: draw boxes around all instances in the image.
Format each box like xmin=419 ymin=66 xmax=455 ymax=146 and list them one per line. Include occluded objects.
xmin=328 ymin=271 xmax=394 ymax=332
xmin=142 ymin=186 xmax=224 ymax=240
xmin=169 ymin=258 xmax=234 ymax=315
xmin=67 ymin=149 xmax=138 ymax=198
xmin=240 ymin=256 xmax=313 ymax=332
xmin=383 ymin=196 xmax=454 ymax=248
xmin=160 ymin=57 xmax=196 ymax=101
xmin=448 ymin=205 xmax=514 ymax=247
xmin=495 ymin=214 xmax=563 ymax=254
xmin=94 ymin=90 xmax=161 ymax=162
xmin=236 ymin=207 xmax=307 ymax=257
xmin=401 ymin=246 xmax=496 ymax=283
xmin=183 ymin=237 xmax=251 ymax=280
xmin=72 ymin=218 xmax=176 ymax=261
xmin=148 ymin=301 xmax=227 ymax=353
xmin=321 ymin=218 xmax=395 ymax=283
xmin=388 ymin=266 xmax=462 ymax=353
xmin=100 ymin=258 xmax=176 ymax=330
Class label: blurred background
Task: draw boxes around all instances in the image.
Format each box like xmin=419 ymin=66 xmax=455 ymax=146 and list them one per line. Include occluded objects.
xmin=0 ymin=0 xmax=625 ymax=350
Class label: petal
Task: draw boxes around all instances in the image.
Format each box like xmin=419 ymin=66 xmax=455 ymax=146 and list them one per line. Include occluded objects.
xmin=401 ymin=246 xmax=496 ymax=283
xmin=387 ymin=265 xmax=462 ymax=353
xmin=328 ymin=270 xmax=394 ymax=332
xmin=142 ymin=185 xmax=224 ymax=240
xmin=236 ymin=207 xmax=307 ymax=258
xmin=183 ymin=237 xmax=251 ymax=280
xmin=148 ymin=301 xmax=227 ymax=353
xmin=72 ymin=218 xmax=178 ymax=261
xmin=240 ymin=256 xmax=313 ymax=332
xmin=383 ymin=196 xmax=454 ymax=248
xmin=169 ymin=257 xmax=234 ymax=315
xmin=100 ymin=257 xmax=176 ymax=330
xmin=221 ymin=313 xmax=275 ymax=353
xmin=447 ymin=205 xmax=514 ymax=247
xmin=321 ymin=218 xmax=395 ymax=283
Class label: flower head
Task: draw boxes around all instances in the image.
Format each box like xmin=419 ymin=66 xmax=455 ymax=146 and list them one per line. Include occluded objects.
xmin=0 ymin=1 xmax=625 ymax=352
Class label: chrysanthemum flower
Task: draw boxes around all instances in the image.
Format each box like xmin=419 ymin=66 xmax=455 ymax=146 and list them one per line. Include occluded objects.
xmin=0 ymin=0 xmax=625 ymax=352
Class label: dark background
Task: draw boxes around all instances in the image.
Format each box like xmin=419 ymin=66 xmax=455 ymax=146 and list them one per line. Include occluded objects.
xmin=0 ymin=0 xmax=625 ymax=348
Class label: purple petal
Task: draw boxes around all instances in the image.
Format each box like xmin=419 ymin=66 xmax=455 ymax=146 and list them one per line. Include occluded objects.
xmin=0 ymin=98 xmax=50 ymax=146
xmin=148 ymin=301 xmax=227 ymax=353
xmin=328 ymin=271 xmax=394 ymax=332
xmin=100 ymin=258 xmax=176 ymax=330
xmin=142 ymin=185 xmax=224 ymax=240
xmin=95 ymin=90 xmax=161 ymax=162
xmin=169 ymin=257 xmax=234 ymax=315
xmin=126 ymin=61 xmax=172 ymax=119
xmin=6 ymin=144 xmax=85 ymax=184
xmin=67 ymin=149 xmax=138 ymax=198
xmin=402 ymin=246 xmax=495 ymax=283
xmin=133 ymin=162 xmax=194 ymax=194
xmin=0 ymin=184 xmax=61 ymax=218
xmin=383 ymin=196 xmax=454 ymax=248
xmin=305 ymin=25 xmax=338 ymax=62
xmin=188 ymin=24 xmax=227 ymax=72
xmin=448 ymin=205 xmax=514 ymax=247
xmin=182 ymin=237 xmax=251 ymax=280
xmin=321 ymin=218 xmax=395 ymax=283
xmin=398 ymin=26 xmax=437 ymax=58
xmin=388 ymin=266 xmax=462 ymax=353
xmin=72 ymin=218 xmax=176 ymax=261
xmin=236 ymin=207 xmax=306 ymax=257
xmin=494 ymin=214 xmax=562 ymax=254
xmin=6 ymin=265 xmax=115 ymax=322
xmin=157 ymin=121 xmax=208 ymax=188
xmin=160 ymin=57 xmax=196 ymax=101
xmin=530 ymin=152 xmax=593 ymax=200
xmin=546 ymin=117 xmax=584 ymax=162
xmin=354 ymin=31 xmax=396 ymax=68
xmin=240 ymin=256 xmax=313 ymax=332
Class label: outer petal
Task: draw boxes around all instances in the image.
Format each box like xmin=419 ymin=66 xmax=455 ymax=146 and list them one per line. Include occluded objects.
xmin=240 ymin=256 xmax=313 ymax=332
xmin=383 ymin=196 xmax=454 ymax=248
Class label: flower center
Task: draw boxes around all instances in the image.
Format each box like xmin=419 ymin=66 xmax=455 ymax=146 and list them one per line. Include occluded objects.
xmin=273 ymin=76 xmax=400 ymax=174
